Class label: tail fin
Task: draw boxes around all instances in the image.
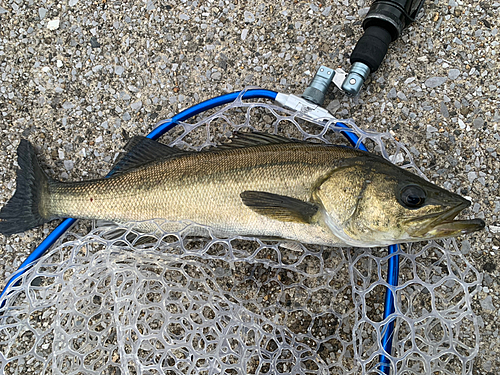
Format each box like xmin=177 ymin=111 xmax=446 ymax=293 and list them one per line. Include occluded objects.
xmin=0 ymin=140 xmax=52 ymax=235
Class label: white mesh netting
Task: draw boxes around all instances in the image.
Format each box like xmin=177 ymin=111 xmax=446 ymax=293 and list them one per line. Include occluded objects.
xmin=0 ymin=91 xmax=481 ymax=374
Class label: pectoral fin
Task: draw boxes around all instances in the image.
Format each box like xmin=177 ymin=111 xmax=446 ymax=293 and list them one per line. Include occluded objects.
xmin=240 ymin=191 xmax=318 ymax=224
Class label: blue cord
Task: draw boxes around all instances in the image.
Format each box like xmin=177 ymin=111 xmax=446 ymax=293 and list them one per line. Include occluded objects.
xmin=0 ymin=89 xmax=400 ymax=375
xmin=335 ymin=122 xmax=368 ymax=152
xmin=379 ymin=244 xmax=400 ymax=374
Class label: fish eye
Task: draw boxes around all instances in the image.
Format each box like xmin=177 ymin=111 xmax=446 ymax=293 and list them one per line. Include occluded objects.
xmin=400 ymin=185 xmax=426 ymax=208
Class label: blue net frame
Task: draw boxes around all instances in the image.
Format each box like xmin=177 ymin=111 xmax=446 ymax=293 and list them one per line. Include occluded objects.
xmin=0 ymin=89 xmax=400 ymax=374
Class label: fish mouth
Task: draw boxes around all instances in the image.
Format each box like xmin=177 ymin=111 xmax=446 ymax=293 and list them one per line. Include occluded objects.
xmin=408 ymin=201 xmax=485 ymax=238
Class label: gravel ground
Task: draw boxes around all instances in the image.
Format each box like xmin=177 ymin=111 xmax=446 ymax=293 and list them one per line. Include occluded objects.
xmin=0 ymin=0 xmax=499 ymax=373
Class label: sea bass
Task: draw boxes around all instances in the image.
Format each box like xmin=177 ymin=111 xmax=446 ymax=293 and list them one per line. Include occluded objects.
xmin=0 ymin=132 xmax=484 ymax=247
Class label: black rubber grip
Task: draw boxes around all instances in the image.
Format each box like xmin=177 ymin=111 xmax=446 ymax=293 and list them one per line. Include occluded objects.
xmin=350 ymin=25 xmax=392 ymax=73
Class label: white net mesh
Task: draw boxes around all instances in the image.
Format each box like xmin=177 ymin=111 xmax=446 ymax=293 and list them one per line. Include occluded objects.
xmin=0 ymin=91 xmax=481 ymax=374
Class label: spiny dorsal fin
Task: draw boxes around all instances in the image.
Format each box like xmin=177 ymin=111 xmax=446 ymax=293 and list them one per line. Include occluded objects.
xmin=110 ymin=136 xmax=187 ymax=176
xmin=240 ymin=190 xmax=318 ymax=224
xmin=214 ymin=131 xmax=300 ymax=151
xmin=110 ymin=132 xmax=299 ymax=176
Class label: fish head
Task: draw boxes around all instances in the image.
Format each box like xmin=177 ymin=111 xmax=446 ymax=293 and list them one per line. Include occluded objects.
xmin=315 ymin=157 xmax=485 ymax=247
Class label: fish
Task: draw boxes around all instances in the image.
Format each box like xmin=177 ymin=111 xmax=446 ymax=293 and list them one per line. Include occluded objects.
xmin=0 ymin=132 xmax=485 ymax=247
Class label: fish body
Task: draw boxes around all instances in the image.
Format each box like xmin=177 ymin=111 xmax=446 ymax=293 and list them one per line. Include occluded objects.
xmin=0 ymin=132 xmax=485 ymax=247
xmin=47 ymin=140 xmax=342 ymax=245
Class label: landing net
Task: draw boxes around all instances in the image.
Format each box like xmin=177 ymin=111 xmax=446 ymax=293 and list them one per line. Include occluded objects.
xmin=0 ymin=94 xmax=480 ymax=374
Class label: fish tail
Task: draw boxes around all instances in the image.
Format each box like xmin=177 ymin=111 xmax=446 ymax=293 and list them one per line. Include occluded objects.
xmin=0 ymin=140 xmax=52 ymax=235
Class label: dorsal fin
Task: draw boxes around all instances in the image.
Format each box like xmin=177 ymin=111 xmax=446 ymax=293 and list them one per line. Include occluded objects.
xmin=109 ymin=136 xmax=187 ymax=176
xmin=214 ymin=131 xmax=300 ymax=150
xmin=110 ymin=132 xmax=298 ymax=176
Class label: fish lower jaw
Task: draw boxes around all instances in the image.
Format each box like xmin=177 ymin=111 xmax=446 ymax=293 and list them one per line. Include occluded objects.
xmin=425 ymin=218 xmax=486 ymax=237
xmin=405 ymin=216 xmax=486 ymax=239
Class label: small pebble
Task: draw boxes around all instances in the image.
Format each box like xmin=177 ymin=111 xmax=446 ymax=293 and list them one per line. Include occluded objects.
xmin=327 ymin=99 xmax=340 ymax=113
xmin=90 ymin=36 xmax=100 ymax=49
xmin=241 ymin=29 xmax=249 ymax=41
xmin=440 ymin=102 xmax=449 ymax=118
xmin=62 ymin=101 xmax=75 ymax=109
xmin=358 ymin=7 xmax=369 ymax=17
xmin=397 ymin=91 xmax=407 ymax=101
xmin=424 ymin=77 xmax=447 ymax=88
xmin=473 ymin=117 xmax=484 ymax=129
xmin=47 ymin=19 xmax=60 ymax=31
xmin=38 ymin=8 xmax=47 ymax=19
xmin=243 ymin=11 xmax=255 ymax=23
xmin=211 ymin=72 xmax=222 ymax=81
xmin=468 ymin=171 xmax=477 ymax=183
xmin=322 ymin=6 xmax=332 ymax=17
xmin=461 ymin=240 xmax=471 ymax=254
xmin=387 ymin=88 xmax=397 ymax=99
xmin=64 ymin=160 xmax=74 ymax=171
xmin=115 ymin=66 xmax=124 ymax=76
xmin=130 ymin=101 xmax=142 ymax=111
xmin=481 ymin=296 xmax=495 ymax=311
xmin=448 ymin=69 xmax=460 ymax=80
